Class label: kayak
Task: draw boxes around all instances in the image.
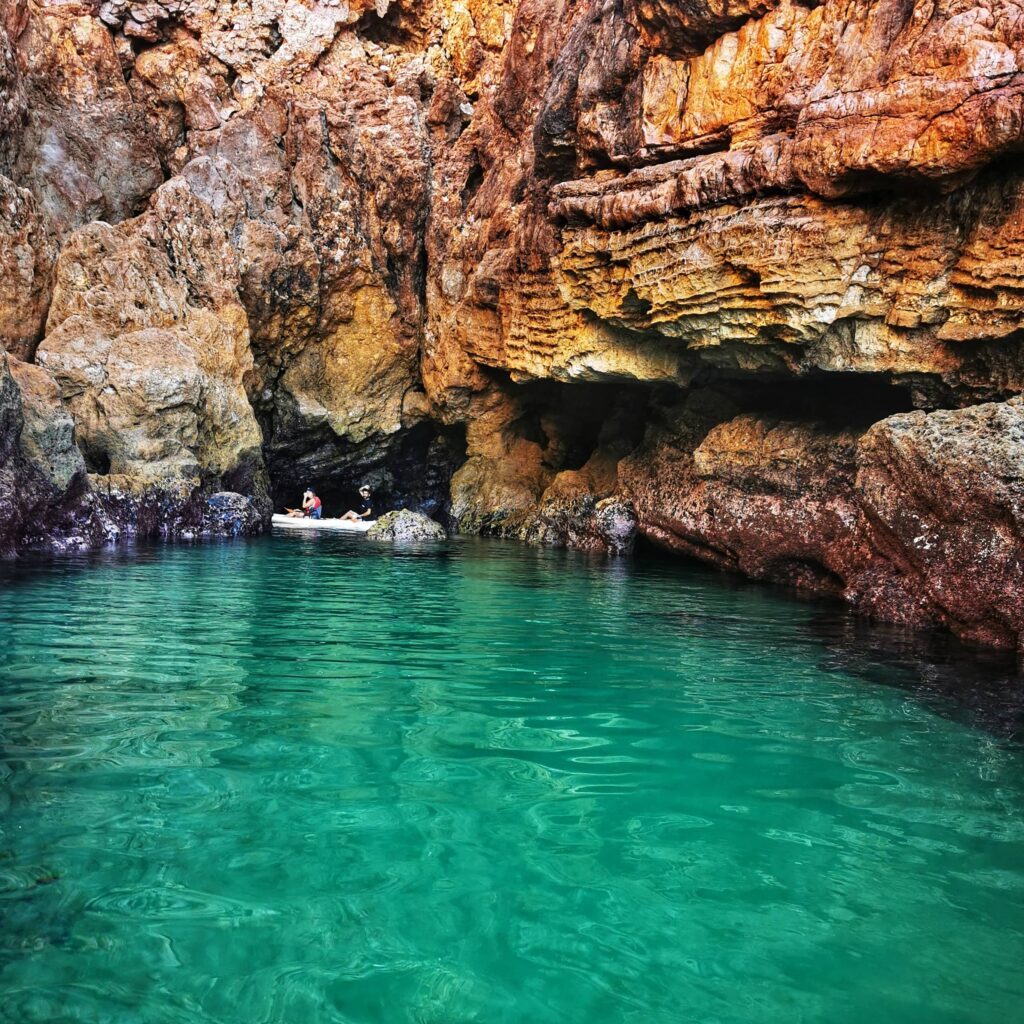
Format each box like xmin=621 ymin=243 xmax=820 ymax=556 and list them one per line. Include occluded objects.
xmin=272 ymin=514 xmax=374 ymax=533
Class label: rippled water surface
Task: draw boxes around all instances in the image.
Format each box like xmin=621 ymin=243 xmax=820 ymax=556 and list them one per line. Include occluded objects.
xmin=1 ymin=535 xmax=1023 ymax=1024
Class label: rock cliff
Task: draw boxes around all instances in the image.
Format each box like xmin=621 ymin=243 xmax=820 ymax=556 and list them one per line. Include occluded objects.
xmin=2 ymin=0 xmax=1023 ymax=651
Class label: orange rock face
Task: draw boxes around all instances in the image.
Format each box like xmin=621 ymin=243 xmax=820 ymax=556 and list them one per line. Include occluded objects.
xmin=2 ymin=0 xmax=1024 ymax=650
xmin=423 ymin=0 xmax=1024 ymax=650
xmin=0 ymin=177 xmax=53 ymax=359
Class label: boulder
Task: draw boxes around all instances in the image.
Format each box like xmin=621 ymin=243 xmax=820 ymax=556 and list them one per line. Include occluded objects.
xmin=200 ymin=492 xmax=266 ymax=538
xmin=367 ymin=509 xmax=447 ymax=542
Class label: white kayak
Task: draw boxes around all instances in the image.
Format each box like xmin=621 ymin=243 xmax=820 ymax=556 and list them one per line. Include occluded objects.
xmin=272 ymin=514 xmax=374 ymax=533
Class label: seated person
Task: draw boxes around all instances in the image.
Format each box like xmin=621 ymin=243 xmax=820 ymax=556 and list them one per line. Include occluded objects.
xmin=340 ymin=485 xmax=374 ymax=522
xmin=285 ymin=489 xmax=322 ymax=518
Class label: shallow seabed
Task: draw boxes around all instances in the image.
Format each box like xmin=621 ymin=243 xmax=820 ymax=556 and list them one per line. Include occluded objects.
xmin=1 ymin=535 xmax=1023 ymax=1024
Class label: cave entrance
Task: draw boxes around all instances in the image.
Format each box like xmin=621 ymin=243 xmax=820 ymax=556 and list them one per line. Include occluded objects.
xmin=353 ymin=4 xmax=428 ymax=49
xmin=264 ymin=420 xmax=468 ymax=525
xmin=494 ymin=375 xmax=653 ymax=480
xmin=708 ymin=370 xmax=918 ymax=428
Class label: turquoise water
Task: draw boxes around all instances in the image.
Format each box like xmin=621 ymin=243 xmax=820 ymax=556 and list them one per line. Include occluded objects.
xmin=1 ymin=535 xmax=1023 ymax=1024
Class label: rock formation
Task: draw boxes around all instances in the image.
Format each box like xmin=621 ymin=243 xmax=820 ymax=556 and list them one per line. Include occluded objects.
xmin=367 ymin=508 xmax=447 ymax=541
xmin=2 ymin=0 xmax=1023 ymax=652
xmin=0 ymin=347 xmax=101 ymax=555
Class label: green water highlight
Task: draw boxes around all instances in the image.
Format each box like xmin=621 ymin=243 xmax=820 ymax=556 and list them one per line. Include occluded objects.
xmin=1 ymin=536 xmax=1023 ymax=1023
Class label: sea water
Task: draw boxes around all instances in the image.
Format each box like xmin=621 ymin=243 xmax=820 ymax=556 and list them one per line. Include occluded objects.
xmin=1 ymin=535 xmax=1022 ymax=1024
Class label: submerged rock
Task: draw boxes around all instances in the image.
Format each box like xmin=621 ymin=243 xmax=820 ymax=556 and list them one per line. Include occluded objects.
xmin=525 ymin=493 xmax=638 ymax=556
xmin=367 ymin=510 xmax=447 ymax=542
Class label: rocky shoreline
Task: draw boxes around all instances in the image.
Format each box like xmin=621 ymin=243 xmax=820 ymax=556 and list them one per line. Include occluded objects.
xmin=2 ymin=0 xmax=1023 ymax=652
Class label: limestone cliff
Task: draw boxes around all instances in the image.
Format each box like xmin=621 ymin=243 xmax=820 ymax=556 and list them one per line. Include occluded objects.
xmin=1 ymin=0 xmax=1023 ymax=652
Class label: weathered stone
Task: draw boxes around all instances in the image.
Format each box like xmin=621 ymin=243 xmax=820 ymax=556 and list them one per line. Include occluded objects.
xmin=0 ymin=349 xmax=29 ymax=555
xmin=627 ymin=0 xmax=776 ymax=58
xmin=0 ymin=2 xmax=163 ymax=236
xmin=546 ymin=170 xmax=1024 ymax=391
xmin=200 ymin=492 xmax=265 ymax=538
xmin=37 ymin=176 xmax=266 ymax=505
xmin=858 ymin=401 xmax=1024 ymax=652
xmin=620 ymin=395 xmax=1024 ymax=652
xmin=0 ymin=348 xmax=107 ymax=555
xmin=0 ymin=176 xmax=55 ymax=360
xmin=425 ymin=0 xmax=1024 ymax=409
xmin=367 ymin=508 xmax=447 ymax=541
xmin=619 ymin=396 xmax=886 ymax=600
xmin=8 ymin=355 xmax=86 ymax=498
xmin=173 ymin=58 xmax=432 ymax=502
xmin=527 ymin=490 xmax=638 ymax=555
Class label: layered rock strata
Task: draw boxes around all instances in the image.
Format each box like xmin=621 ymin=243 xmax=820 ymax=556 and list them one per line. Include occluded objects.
xmin=421 ymin=0 xmax=1024 ymax=653
xmin=2 ymin=0 xmax=1024 ymax=652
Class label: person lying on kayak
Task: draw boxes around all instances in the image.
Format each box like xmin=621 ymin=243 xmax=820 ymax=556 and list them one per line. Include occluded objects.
xmin=285 ymin=489 xmax=322 ymax=519
xmin=340 ymin=486 xmax=373 ymax=522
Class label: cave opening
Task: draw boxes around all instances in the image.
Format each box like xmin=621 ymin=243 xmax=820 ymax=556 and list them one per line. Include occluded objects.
xmin=354 ymin=5 xmax=426 ymax=49
xmin=260 ymin=368 xmax=919 ymax=528
xmin=264 ymin=420 xmax=468 ymax=526
xmin=462 ymin=154 xmax=485 ymax=211
xmin=947 ymin=330 xmax=1024 ymax=404
xmin=260 ymin=19 xmax=283 ymax=58
xmin=492 ymin=375 xmax=653 ymax=479
xmin=708 ymin=370 xmax=918 ymax=429
xmin=83 ymin=447 xmax=112 ymax=476
xmin=493 ymin=369 xmax=914 ymax=484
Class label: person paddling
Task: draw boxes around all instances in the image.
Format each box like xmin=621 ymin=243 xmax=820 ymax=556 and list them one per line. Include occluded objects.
xmin=340 ymin=485 xmax=373 ymax=522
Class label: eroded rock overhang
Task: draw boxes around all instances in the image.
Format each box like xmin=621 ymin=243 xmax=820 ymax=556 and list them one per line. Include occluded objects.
xmin=423 ymin=0 xmax=1024 ymax=652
